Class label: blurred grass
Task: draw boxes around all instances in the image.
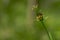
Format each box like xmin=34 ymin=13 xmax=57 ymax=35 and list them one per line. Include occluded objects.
xmin=0 ymin=0 xmax=60 ymax=40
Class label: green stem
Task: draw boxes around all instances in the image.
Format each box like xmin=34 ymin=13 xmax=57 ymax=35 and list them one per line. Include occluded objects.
xmin=41 ymin=21 xmax=53 ymax=40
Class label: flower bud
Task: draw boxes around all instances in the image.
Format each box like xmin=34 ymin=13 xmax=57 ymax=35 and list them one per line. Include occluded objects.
xmin=36 ymin=12 xmax=43 ymax=21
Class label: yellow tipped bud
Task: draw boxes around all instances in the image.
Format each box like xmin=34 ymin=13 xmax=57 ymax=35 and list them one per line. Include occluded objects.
xmin=32 ymin=5 xmax=38 ymax=10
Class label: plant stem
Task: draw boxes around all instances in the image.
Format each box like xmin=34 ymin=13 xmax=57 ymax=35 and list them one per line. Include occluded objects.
xmin=41 ymin=21 xmax=53 ymax=40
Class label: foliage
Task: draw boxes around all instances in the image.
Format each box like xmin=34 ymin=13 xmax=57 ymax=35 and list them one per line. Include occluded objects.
xmin=0 ymin=0 xmax=60 ymax=40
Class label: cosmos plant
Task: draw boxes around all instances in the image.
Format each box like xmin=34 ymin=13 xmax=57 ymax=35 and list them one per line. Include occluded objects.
xmin=32 ymin=0 xmax=53 ymax=40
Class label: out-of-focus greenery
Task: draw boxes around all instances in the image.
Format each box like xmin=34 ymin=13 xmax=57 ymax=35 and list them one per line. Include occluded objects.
xmin=0 ymin=0 xmax=60 ymax=40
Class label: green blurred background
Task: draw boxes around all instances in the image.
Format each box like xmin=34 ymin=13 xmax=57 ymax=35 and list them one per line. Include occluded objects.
xmin=0 ymin=0 xmax=60 ymax=40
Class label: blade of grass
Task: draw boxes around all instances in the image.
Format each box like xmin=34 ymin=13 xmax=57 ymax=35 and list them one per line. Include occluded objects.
xmin=41 ymin=21 xmax=53 ymax=40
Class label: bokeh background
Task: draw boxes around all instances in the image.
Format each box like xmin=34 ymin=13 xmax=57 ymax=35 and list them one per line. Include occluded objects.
xmin=0 ymin=0 xmax=60 ymax=40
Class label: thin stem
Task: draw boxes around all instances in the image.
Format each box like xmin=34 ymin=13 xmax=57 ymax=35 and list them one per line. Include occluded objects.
xmin=41 ymin=21 xmax=53 ymax=40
